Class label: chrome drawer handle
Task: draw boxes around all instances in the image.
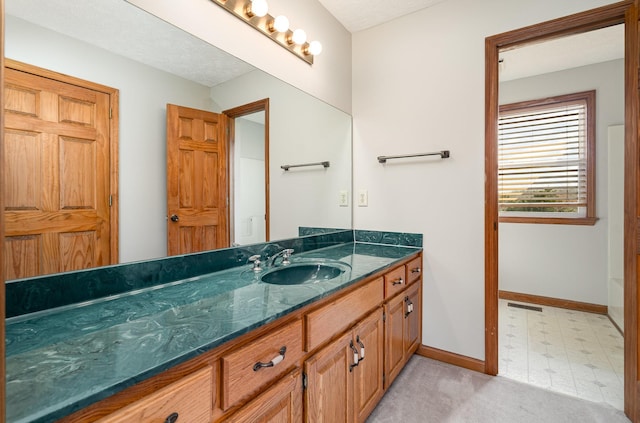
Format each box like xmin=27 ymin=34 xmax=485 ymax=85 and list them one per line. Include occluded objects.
xmin=356 ymin=335 xmax=365 ymax=361
xmin=349 ymin=340 xmax=360 ymax=372
xmin=404 ymin=296 xmax=414 ymax=318
xmin=411 ymin=267 xmax=421 ymax=274
xmin=392 ymin=277 xmax=404 ymax=286
xmin=253 ymin=346 xmax=287 ymax=371
xmin=165 ymin=412 xmax=179 ymax=423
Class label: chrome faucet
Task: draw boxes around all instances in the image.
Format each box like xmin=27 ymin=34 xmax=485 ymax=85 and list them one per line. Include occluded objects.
xmin=248 ymin=255 xmax=263 ymax=272
xmin=269 ymin=248 xmax=294 ymax=267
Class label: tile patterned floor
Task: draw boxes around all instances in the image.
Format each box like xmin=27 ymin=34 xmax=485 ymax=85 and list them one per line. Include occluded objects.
xmin=498 ymin=299 xmax=624 ymax=410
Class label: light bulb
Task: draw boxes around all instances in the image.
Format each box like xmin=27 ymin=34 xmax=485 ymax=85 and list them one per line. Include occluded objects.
xmin=307 ymin=40 xmax=322 ymax=56
xmin=247 ymin=0 xmax=268 ymax=18
xmin=272 ymin=15 xmax=289 ymax=32
xmin=291 ymin=29 xmax=307 ymax=45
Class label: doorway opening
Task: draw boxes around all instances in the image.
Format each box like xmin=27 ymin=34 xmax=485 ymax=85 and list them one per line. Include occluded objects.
xmin=224 ymin=99 xmax=270 ymax=246
xmin=485 ymin=2 xmax=638 ymax=419
xmin=496 ymin=25 xmax=624 ymax=409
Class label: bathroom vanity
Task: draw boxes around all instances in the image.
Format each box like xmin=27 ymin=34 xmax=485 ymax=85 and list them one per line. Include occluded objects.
xmin=5 ymin=230 xmax=422 ymax=423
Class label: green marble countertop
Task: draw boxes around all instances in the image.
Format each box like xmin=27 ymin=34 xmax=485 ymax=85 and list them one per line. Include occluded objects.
xmin=6 ymin=242 xmax=421 ymax=423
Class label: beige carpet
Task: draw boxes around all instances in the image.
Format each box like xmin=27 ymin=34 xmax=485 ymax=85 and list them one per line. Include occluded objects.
xmin=367 ymin=355 xmax=629 ymax=423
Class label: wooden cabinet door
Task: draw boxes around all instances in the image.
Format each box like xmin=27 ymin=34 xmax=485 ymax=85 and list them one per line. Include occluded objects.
xmin=4 ymin=65 xmax=114 ymax=279
xmin=226 ymin=369 xmax=302 ymax=423
xmin=166 ymin=104 xmax=229 ymax=255
xmin=384 ymin=292 xmax=405 ymax=387
xmin=404 ymin=282 xmax=421 ymax=356
xmin=353 ymin=309 xmax=384 ymax=423
xmin=305 ymin=331 xmax=353 ymax=423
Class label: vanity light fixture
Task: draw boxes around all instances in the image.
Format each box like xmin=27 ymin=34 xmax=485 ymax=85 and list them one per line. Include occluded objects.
xmin=245 ymin=0 xmax=268 ymax=18
xmin=290 ymin=29 xmax=307 ymax=45
xmin=306 ymin=40 xmax=323 ymax=56
xmin=210 ymin=0 xmax=321 ymax=65
xmin=270 ymin=15 xmax=290 ymax=33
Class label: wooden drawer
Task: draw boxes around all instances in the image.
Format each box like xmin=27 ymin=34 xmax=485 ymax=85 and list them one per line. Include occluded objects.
xmin=305 ymin=277 xmax=383 ymax=352
xmin=225 ymin=368 xmax=302 ymax=423
xmin=406 ymin=256 xmax=422 ymax=284
xmin=221 ymin=319 xmax=303 ymax=410
xmin=97 ymin=367 xmax=212 ymax=423
xmin=384 ymin=265 xmax=406 ymax=298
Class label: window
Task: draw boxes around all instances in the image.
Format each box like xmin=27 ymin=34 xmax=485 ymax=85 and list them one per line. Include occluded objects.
xmin=498 ymin=91 xmax=597 ymax=225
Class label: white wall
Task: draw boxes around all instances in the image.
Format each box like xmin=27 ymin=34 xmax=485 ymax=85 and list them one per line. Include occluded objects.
xmin=498 ymin=59 xmax=624 ymax=305
xmin=211 ymin=71 xmax=353 ymax=240
xmin=126 ymin=0 xmax=353 ymax=114
xmin=5 ymin=16 xmax=214 ymax=264
xmin=352 ymin=0 xmax=616 ymax=360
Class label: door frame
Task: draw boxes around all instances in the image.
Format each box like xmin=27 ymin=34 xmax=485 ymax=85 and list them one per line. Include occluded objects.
xmin=4 ymin=58 xmax=120 ymax=265
xmin=1 ymin=1 xmax=6 ymax=418
xmin=484 ymin=0 xmax=638 ymax=419
xmin=223 ymin=98 xmax=270 ymax=244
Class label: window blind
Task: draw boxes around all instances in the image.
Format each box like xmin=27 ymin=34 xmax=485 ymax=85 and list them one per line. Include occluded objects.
xmin=498 ymin=100 xmax=588 ymax=214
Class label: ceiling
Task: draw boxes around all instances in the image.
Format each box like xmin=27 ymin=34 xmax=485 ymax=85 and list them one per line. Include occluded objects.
xmin=317 ymin=0 xmax=447 ymax=33
xmin=6 ymin=0 xmax=255 ymax=87
xmin=499 ymin=24 xmax=625 ymax=82
xmin=318 ymin=0 xmax=624 ymax=83
xmin=5 ymin=0 xmax=626 ymax=89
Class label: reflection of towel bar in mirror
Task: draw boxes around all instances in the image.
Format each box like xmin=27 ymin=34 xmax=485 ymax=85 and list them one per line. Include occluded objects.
xmin=281 ymin=161 xmax=330 ymax=171
xmin=377 ymin=150 xmax=450 ymax=164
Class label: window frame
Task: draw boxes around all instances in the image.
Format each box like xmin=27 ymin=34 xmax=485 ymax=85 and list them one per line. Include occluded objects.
xmin=498 ymin=90 xmax=598 ymax=226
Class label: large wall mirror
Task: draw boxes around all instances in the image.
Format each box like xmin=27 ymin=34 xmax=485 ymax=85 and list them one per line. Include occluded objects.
xmin=4 ymin=0 xmax=352 ymax=278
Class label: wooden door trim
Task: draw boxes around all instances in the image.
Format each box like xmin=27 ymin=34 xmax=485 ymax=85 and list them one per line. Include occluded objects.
xmin=223 ymin=99 xmax=270 ymax=243
xmin=1 ymin=0 xmax=6 ymax=419
xmin=624 ymin=4 xmax=639 ymax=419
xmin=484 ymin=1 xmax=637 ymax=420
xmin=4 ymin=58 xmax=120 ymax=265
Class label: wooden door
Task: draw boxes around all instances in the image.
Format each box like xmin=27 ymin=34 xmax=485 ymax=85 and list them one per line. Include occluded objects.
xmin=227 ymin=369 xmax=302 ymax=423
xmin=404 ymin=282 xmax=421 ymax=357
xmin=384 ymin=293 xmax=405 ymax=387
xmin=166 ymin=104 xmax=229 ymax=255
xmin=4 ymin=64 xmax=114 ymax=279
xmin=353 ymin=309 xmax=384 ymax=423
xmin=305 ymin=331 xmax=353 ymax=423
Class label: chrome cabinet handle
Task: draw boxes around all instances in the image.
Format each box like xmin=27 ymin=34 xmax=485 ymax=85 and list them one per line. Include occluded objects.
xmin=165 ymin=412 xmax=179 ymax=423
xmin=253 ymin=346 xmax=286 ymax=371
xmin=404 ymin=296 xmax=414 ymax=318
xmin=356 ymin=335 xmax=365 ymax=361
xmin=411 ymin=267 xmax=421 ymax=274
xmin=392 ymin=277 xmax=404 ymax=286
xmin=349 ymin=340 xmax=360 ymax=372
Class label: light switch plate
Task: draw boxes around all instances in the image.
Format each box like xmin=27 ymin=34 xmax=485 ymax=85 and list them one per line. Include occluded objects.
xmin=358 ymin=189 xmax=368 ymax=207
xmin=339 ymin=190 xmax=349 ymax=207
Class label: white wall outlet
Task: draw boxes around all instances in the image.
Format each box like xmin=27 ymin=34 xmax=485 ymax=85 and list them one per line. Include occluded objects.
xmin=339 ymin=190 xmax=349 ymax=207
xmin=358 ymin=189 xmax=368 ymax=207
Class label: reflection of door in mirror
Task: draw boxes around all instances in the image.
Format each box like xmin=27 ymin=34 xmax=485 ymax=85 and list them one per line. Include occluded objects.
xmin=166 ymin=104 xmax=229 ymax=256
xmin=224 ymin=99 xmax=270 ymax=246
xmin=3 ymin=60 xmax=118 ymax=279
